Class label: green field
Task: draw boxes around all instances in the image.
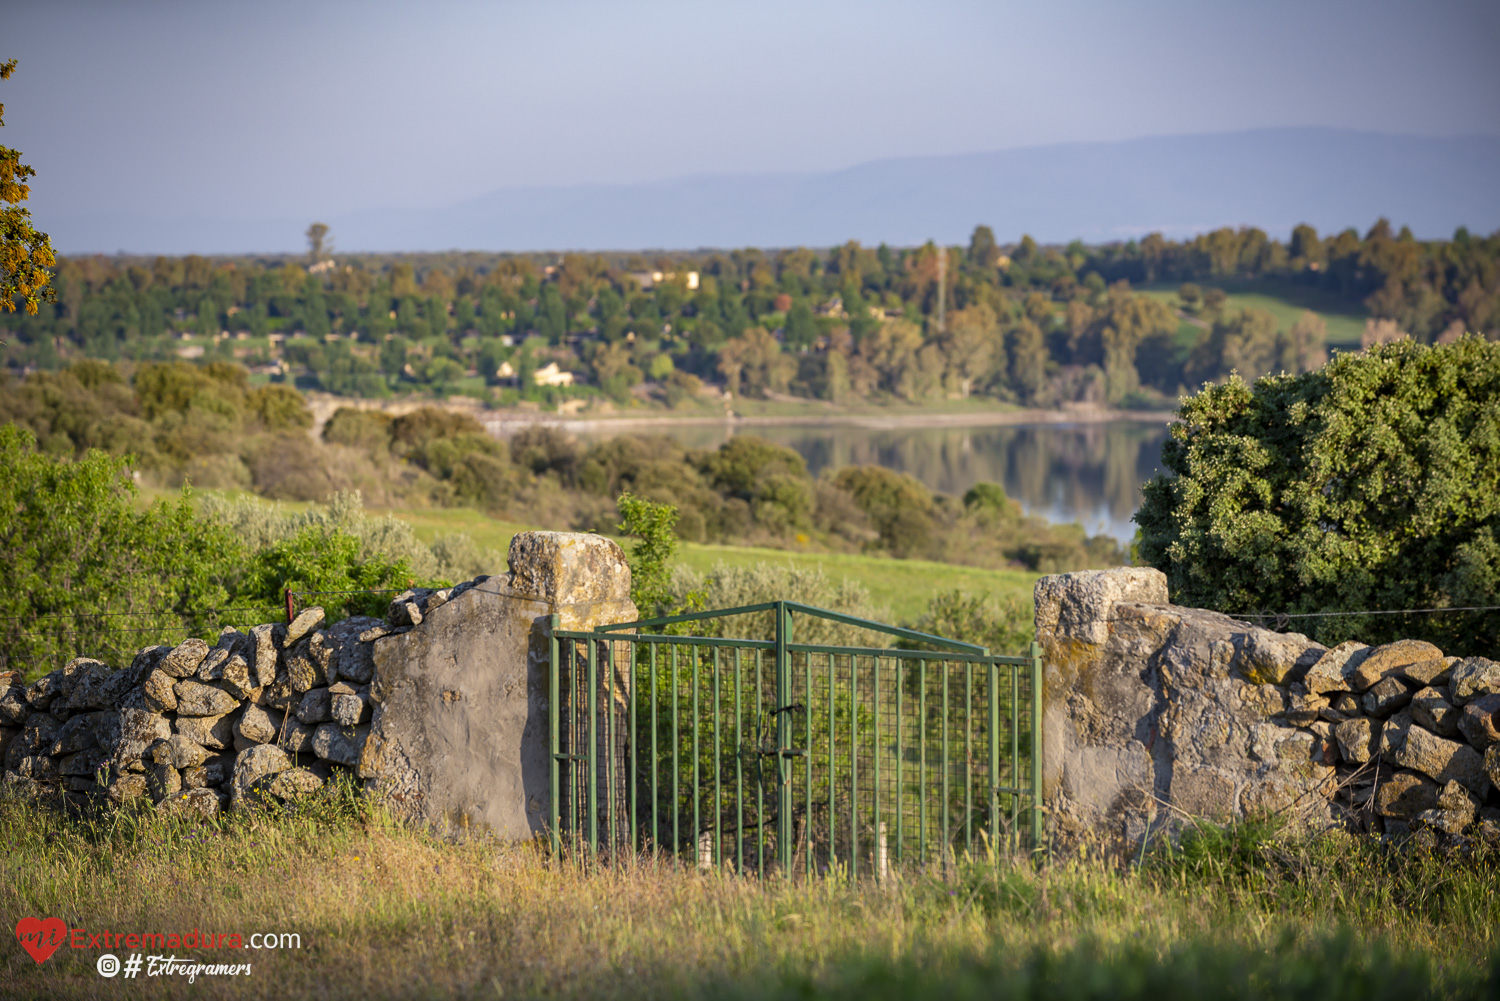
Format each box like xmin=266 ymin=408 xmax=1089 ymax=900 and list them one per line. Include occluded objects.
xmin=373 ymin=504 xmax=1040 ymax=623
xmin=1138 ymin=280 xmax=1368 ymax=347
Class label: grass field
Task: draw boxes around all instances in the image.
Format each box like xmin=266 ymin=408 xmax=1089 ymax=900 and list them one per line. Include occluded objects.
xmin=370 ymin=504 xmax=1041 ymax=623
xmin=1138 ymin=280 xmax=1368 ymax=347
xmin=3 ymin=793 xmax=1495 ymax=1000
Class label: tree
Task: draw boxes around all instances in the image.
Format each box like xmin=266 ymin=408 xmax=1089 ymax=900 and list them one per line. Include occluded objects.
xmin=1136 ymin=336 xmax=1500 ymax=654
xmin=942 ymin=303 xmax=999 ymax=397
xmin=967 ymin=225 xmax=997 ymax=269
xmin=717 ymin=327 xmax=794 ymax=397
xmin=306 ymin=222 xmax=332 ymax=263
xmin=1 ymin=59 xmax=57 ymax=315
xmin=1186 ymin=307 xmax=1279 ymax=385
xmin=1277 ymin=310 xmax=1327 ymax=374
xmin=1006 ymin=318 xmax=1048 ymax=403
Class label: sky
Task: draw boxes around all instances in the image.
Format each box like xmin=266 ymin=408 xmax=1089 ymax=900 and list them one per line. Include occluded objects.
xmin=4 ymin=0 xmax=1499 ymax=246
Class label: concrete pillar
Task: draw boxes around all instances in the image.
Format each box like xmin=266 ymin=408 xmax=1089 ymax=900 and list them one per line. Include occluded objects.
xmin=360 ymin=531 xmax=637 ymax=838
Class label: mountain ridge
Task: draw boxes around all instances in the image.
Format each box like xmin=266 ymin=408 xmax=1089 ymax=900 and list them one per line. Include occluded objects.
xmin=49 ymin=127 xmax=1500 ymax=254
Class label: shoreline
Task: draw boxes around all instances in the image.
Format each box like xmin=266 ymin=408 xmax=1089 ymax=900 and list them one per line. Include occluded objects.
xmin=302 ymin=391 xmax=1178 ymax=438
xmin=482 ymin=406 xmax=1179 ymax=434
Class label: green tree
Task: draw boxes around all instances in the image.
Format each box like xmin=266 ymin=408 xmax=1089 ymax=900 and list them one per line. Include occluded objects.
xmin=1136 ymin=336 xmax=1500 ymax=654
xmin=0 ymin=59 xmax=55 ymax=317
xmin=783 ymin=301 xmax=818 ymax=349
xmin=967 ymin=225 xmax=998 ymax=269
xmin=306 ymin=222 xmax=331 ymax=264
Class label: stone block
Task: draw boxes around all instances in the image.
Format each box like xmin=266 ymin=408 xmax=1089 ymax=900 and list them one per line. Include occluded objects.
xmin=1303 ymin=642 xmax=1367 ymax=695
xmin=248 ymin=624 xmax=281 ymax=688
xmin=173 ymin=713 xmax=234 ymax=750
xmin=1402 ymin=657 xmax=1454 ymax=688
xmin=173 ymin=680 xmax=240 ymax=717
xmin=0 ymin=682 xmax=28 ymax=727
xmin=1361 ymin=676 xmax=1415 ymax=718
xmin=231 ymin=744 xmax=291 ymax=806
xmin=1410 ymin=686 xmax=1461 ymax=738
xmin=1375 ymin=769 xmax=1439 ymax=818
xmin=235 ymin=705 xmax=280 ymax=745
xmin=1450 ymin=657 xmax=1500 ymax=705
xmin=1393 ymin=723 xmax=1490 ymax=796
xmin=296 ymin=688 xmax=333 ymax=725
xmin=1334 ymin=717 xmax=1375 ymax=764
xmin=142 ymin=669 xmax=178 ymax=713
xmin=158 ymin=638 xmax=210 ymax=678
xmin=1457 ymin=694 xmax=1500 ymax=749
xmin=1351 ymin=640 xmax=1444 ymax=692
xmin=284 ymin=606 xmax=325 ymax=647
xmin=312 ymin=723 xmax=367 ymax=766
xmin=159 ymin=787 xmax=222 ymax=819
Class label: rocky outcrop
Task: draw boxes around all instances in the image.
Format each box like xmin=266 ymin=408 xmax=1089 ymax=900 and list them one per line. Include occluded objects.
xmin=1037 ymin=567 xmax=1500 ymax=850
xmin=1 ymin=531 xmax=637 ymax=841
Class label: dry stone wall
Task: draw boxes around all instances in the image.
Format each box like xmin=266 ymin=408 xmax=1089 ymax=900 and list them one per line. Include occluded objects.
xmin=1037 ymin=567 xmax=1500 ymax=850
xmin=0 ymin=531 xmax=636 ymax=835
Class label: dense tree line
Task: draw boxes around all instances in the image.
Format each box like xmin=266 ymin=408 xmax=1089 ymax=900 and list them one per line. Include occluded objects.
xmin=2 ymin=221 xmax=1494 ymax=409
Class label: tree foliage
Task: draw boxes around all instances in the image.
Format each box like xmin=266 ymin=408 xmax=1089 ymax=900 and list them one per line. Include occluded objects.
xmin=1136 ymin=336 xmax=1500 ymax=653
xmin=0 ymin=59 xmax=56 ymax=315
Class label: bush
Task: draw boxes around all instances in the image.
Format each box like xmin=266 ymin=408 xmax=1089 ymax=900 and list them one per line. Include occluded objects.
xmin=200 ymin=490 xmax=499 ymax=583
xmin=0 ymin=424 xmax=239 ymax=677
xmin=1136 ymin=337 xmax=1500 ymax=653
xmin=912 ymin=590 xmax=1033 ymax=653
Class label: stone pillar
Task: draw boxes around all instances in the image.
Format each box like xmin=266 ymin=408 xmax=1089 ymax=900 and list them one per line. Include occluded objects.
xmin=360 ymin=531 xmax=637 ymax=838
xmin=1034 ymin=567 xmax=1332 ymax=852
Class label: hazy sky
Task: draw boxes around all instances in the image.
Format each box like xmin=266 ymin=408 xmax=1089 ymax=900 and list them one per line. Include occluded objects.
xmin=5 ymin=0 xmax=1499 ymax=228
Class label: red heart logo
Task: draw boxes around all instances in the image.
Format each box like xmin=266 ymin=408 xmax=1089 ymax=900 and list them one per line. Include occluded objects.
xmin=15 ymin=917 xmax=68 ymax=964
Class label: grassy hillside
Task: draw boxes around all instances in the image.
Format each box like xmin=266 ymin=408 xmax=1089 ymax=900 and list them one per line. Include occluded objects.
xmin=372 ymin=504 xmax=1040 ymax=623
xmin=1138 ymin=280 xmax=1368 ymax=347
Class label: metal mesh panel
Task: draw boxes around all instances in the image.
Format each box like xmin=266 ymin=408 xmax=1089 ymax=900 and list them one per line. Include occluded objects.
xmin=550 ymin=603 xmax=1040 ymax=878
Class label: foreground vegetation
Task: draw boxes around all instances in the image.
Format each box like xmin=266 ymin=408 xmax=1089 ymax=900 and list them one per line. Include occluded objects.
xmin=1138 ymin=335 xmax=1500 ymax=655
xmin=2 ymin=791 xmax=1496 ymax=1000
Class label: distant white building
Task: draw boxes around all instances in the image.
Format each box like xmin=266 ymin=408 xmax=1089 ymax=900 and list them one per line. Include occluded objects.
xmin=627 ymin=270 xmax=699 ymax=292
xmin=532 ymin=362 xmax=574 ymax=387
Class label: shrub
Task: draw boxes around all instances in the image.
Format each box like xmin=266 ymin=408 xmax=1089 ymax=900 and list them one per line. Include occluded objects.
xmin=0 ymin=424 xmax=239 ymax=677
xmin=913 ymin=590 xmax=1033 ymax=653
xmin=1136 ymin=336 xmax=1500 ymax=653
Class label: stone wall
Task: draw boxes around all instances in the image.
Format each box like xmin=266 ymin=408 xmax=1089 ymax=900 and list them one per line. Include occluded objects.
xmin=1037 ymin=567 xmax=1500 ymax=849
xmin=0 ymin=531 xmax=635 ymax=836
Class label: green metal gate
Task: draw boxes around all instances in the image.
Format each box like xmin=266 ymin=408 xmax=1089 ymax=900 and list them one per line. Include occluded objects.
xmin=548 ymin=601 xmax=1042 ymax=877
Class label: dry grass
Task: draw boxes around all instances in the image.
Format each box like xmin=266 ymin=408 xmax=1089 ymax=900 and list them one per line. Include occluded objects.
xmin=3 ymin=786 xmax=1497 ymax=1000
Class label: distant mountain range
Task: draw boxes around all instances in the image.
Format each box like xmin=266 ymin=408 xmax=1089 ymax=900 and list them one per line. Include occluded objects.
xmin=51 ymin=128 xmax=1500 ymax=255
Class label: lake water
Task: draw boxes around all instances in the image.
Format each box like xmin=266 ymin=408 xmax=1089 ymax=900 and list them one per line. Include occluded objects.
xmin=574 ymin=419 xmax=1172 ymax=545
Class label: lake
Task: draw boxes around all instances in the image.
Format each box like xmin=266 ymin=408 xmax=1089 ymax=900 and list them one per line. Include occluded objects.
xmin=573 ymin=418 xmax=1172 ymax=545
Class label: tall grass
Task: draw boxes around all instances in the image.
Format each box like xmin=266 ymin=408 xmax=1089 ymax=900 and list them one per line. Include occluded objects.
xmin=3 ymin=789 xmax=1496 ymax=1000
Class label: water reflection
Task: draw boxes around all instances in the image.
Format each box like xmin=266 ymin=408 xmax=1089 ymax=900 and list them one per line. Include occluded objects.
xmin=575 ymin=420 xmax=1170 ymax=545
